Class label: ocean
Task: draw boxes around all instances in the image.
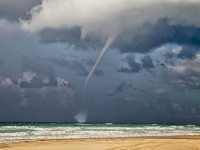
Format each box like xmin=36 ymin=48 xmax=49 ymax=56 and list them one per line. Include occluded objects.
xmin=0 ymin=123 xmax=200 ymax=143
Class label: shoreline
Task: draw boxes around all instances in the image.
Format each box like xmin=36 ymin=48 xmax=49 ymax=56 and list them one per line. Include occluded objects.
xmin=1 ymin=135 xmax=200 ymax=150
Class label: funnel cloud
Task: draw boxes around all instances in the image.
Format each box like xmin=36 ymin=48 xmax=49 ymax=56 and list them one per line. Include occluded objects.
xmin=84 ymin=35 xmax=116 ymax=96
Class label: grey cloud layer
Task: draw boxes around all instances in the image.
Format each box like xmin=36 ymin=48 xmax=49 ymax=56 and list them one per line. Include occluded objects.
xmin=0 ymin=0 xmax=41 ymax=21
xmin=0 ymin=1 xmax=200 ymax=124
xmin=22 ymin=0 xmax=200 ymax=34
xmin=21 ymin=0 xmax=200 ymax=54
xmin=0 ymin=73 xmax=74 ymax=121
xmin=30 ymin=18 xmax=200 ymax=55
xmin=22 ymin=55 xmax=57 ymax=86
xmin=49 ymin=57 xmax=104 ymax=77
xmin=118 ymin=55 xmax=155 ymax=74
xmin=0 ymin=58 xmax=4 ymax=65
xmin=145 ymin=44 xmax=200 ymax=90
xmin=114 ymin=19 xmax=200 ymax=53
xmin=159 ymin=55 xmax=200 ymax=90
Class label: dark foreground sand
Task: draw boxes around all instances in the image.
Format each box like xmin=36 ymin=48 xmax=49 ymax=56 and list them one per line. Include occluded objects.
xmin=1 ymin=136 xmax=200 ymax=150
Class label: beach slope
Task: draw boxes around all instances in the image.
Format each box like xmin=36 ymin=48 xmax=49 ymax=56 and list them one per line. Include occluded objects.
xmin=1 ymin=136 xmax=200 ymax=150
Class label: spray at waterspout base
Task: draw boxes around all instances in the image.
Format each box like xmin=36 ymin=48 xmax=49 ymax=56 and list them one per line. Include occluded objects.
xmin=75 ymin=111 xmax=87 ymax=123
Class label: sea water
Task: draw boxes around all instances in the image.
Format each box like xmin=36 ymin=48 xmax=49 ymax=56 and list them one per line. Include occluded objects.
xmin=0 ymin=123 xmax=200 ymax=143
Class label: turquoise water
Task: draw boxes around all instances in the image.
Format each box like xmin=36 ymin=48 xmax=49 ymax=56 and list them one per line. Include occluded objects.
xmin=0 ymin=123 xmax=200 ymax=143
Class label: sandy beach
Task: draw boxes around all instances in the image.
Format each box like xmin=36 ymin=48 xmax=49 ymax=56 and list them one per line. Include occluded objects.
xmin=1 ymin=136 xmax=200 ymax=150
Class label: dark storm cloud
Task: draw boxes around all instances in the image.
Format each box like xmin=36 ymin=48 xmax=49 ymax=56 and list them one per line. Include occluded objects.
xmin=177 ymin=46 xmax=200 ymax=59
xmin=39 ymin=27 xmax=82 ymax=46
xmin=37 ymin=19 xmax=200 ymax=55
xmin=0 ymin=0 xmax=41 ymax=21
xmin=49 ymin=57 xmax=88 ymax=76
xmin=49 ymin=57 xmax=104 ymax=77
xmin=21 ymin=55 xmax=57 ymax=86
xmin=39 ymin=27 xmax=102 ymax=49
xmin=167 ymin=68 xmax=200 ymax=90
xmin=153 ymin=48 xmax=200 ymax=90
xmin=141 ymin=55 xmax=155 ymax=69
xmin=0 ymin=74 xmax=75 ymax=121
xmin=118 ymin=56 xmax=141 ymax=74
xmin=20 ymin=76 xmax=46 ymax=89
xmin=0 ymin=1 xmax=200 ymax=124
xmin=114 ymin=19 xmax=200 ymax=53
xmin=0 ymin=57 xmax=4 ymax=65
xmin=106 ymin=81 xmax=132 ymax=97
xmin=163 ymin=45 xmax=200 ymax=61
xmin=87 ymin=90 xmax=200 ymax=124
xmin=81 ymin=59 xmax=96 ymax=67
xmin=118 ymin=55 xmax=155 ymax=74
xmin=93 ymin=69 xmax=104 ymax=76
xmin=1 ymin=69 xmax=200 ymax=124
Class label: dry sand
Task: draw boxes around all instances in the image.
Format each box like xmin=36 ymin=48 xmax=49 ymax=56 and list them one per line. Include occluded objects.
xmin=1 ymin=136 xmax=200 ymax=150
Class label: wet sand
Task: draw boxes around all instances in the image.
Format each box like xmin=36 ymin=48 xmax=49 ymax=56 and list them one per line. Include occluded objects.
xmin=1 ymin=136 xmax=200 ymax=150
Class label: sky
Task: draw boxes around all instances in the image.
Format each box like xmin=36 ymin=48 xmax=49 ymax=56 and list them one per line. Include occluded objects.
xmin=0 ymin=0 xmax=200 ymax=124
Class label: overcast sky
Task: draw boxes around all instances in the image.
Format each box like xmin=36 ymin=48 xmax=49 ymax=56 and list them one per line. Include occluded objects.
xmin=0 ymin=0 xmax=200 ymax=124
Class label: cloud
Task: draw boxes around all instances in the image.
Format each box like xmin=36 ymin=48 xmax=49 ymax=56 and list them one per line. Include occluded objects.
xmin=141 ymin=55 xmax=155 ymax=69
xmin=21 ymin=71 xmax=37 ymax=82
xmin=19 ymin=75 xmax=46 ymax=89
xmin=21 ymin=0 xmax=200 ymax=53
xmin=0 ymin=0 xmax=41 ymax=21
xmin=0 ymin=70 xmax=71 ymax=90
xmin=0 ymin=77 xmax=13 ymax=87
xmin=49 ymin=58 xmax=88 ymax=76
xmin=38 ymin=27 xmax=86 ymax=47
xmin=0 ymin=19 xmax=21 ymax=39
xmin=166 ymin=55 xmax=200 ymax=89
xmin=115 ymin=19 xmax=200 ymax=53
xmin=22 ymin=0 xmax=200 ymax=34
xmin=21 ymin=55 xmax=57 ymax=86
xmin=151 ymin=45 xmax=200 ymax=90
xmin=49 ymin=57 xmax=104 ymax=77
xmin=118 ymin=55 xmax=155 ymax=74
xmin=0 ymin=0 xmax=200 ymax=124
xmin=118 ymin=55 xmax=141 ymax=74
xmin=0 ymin=73 xmax=74 ymax=121
xmin=117 ymin=44 xmax=200 ymax=91
xmin=82 ymin=59 xmax=96 ymax=66
xmin=106 ymin=81 xmax=132 ymax=96
xmin=19 ymin=72 xmax=71 ymax=89
xmin=177 ymin=46 xmax=200 ymax=59
xmin=38 ymin=27 xmax=102 ymax=49
xmin=0 ymin=57 xmax=4 ymax=65
xmin=93 ymin=69 xmax=104 ymax=76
